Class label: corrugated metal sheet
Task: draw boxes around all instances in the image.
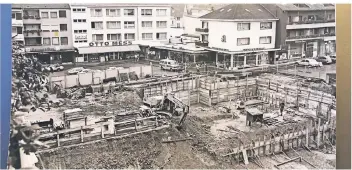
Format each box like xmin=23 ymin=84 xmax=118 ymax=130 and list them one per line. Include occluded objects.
xmin=78 ymin=45 xmax=141 ymax=54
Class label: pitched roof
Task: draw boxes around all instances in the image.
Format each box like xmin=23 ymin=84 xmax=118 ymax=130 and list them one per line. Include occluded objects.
xmin=12 ymin=4 xmax=70 ymax=9
xmin=275 ymin=4 xmax=335 ymax=11
xmin=200 ymin=4 xmax=277 ymax=20
xmin=171 ymin=4 xmax=185 ymax=17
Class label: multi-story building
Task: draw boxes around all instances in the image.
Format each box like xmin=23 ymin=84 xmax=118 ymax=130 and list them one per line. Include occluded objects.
xmin=262 ymin=3 xmax=336 ymax=58
xmin=12 ymin=4 xmax=74 ymax=64
xmin=169 ymin=4 xmax=185 ymax=37
xmin=11 ymin=6 xmax=24 ymax=44
xmin=70 ymin=3 xmax=172 ymax=62
xmin=198 ymin=4 xmax=279 ymax=68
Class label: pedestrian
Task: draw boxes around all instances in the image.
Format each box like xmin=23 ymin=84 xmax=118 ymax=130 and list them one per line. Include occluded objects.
xmin=196 ymin=64 xmax=200 ymax=73
xmin=279 ymin=101 xmax=285 ymax=116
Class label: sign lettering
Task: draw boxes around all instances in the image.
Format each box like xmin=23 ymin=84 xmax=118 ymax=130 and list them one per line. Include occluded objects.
xmin=243 ymin=48 xmax=265 ymax=51
xmin=89 ymin=41 xmax=133 ymax=47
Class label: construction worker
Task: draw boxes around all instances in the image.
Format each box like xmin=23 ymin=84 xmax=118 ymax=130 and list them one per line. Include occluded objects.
xmin=279 ymin=101 xmax=285 ymax=116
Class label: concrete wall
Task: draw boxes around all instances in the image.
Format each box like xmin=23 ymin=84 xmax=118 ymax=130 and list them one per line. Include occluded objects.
xmin=207 ymin=20 xmax=276 ymax=51
xmin=50 ymin=65 xmax=152 ymax=88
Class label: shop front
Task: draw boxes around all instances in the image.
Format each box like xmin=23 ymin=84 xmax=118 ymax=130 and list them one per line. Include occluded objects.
xmin=76 ymin=40 xmax=141 ymax=63
xmin=287 ymin=37 xmax=335 ymax=58
xmin=150 ymin=45 xmax=209 ymax=63
xmin=25 ymin=47 xmax=74 ymax=64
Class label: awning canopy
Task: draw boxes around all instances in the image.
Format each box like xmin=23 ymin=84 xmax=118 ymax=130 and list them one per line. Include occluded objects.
xmin=202 ymin=46 xmax=281 ymax=55
xmin=78 ymin=45 xmax=140 ymax=54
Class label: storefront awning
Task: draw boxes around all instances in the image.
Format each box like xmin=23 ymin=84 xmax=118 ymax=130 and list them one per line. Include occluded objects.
xmin=78 ymin=45 xmax=140 ymax=54
xmin=203 ymin=47 xmax=281 ymax=55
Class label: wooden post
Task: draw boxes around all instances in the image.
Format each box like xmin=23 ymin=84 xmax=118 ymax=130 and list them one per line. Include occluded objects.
xmin=208 ymin=90 xmax=212 ymax=106
xmin=56 ymin=132 xmax=60 ymax=147
xmin=80 ymin=126 xmax=84 ymax=143
xmin=101 ymin=126 xmax=104 ymax=138
xmin=306 ymin=121 xmax=310 ymax=147
xmin=155 ymin=117 xmax=158 ymax=127
xmin=135 ymin=119 xmax=138 ymax=132
xmin=317 ymin=118 xmax=321 ymax=148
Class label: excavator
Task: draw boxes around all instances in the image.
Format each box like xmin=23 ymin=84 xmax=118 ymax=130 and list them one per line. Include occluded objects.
xmin=140 ymin=92 xmax=189 ymax=128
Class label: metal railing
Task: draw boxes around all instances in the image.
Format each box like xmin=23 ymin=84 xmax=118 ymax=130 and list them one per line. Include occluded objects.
xmin=195 ymin=28 xmax=209 ymax=32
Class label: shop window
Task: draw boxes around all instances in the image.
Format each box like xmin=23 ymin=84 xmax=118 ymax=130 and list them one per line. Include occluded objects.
xmin=246 ymin=55 xmax=257 ymax=66
xmin=60 ymin=24 xmax=67 ymax=31
xmin=124 ymin=9 xmax=135 ymax=16
xmin=43 ymin=37 xmax=51 ymax=45
xmin=259 ymin=36 xmax=271 ymax=44
xmin=237 ymin=23 xmax=250 ymax=31
xmin=60 ymin=37 xmax=68 ymax=45
xmin=50 ymin=12 xmax=58 ymax=18
xmin=124 ymin=33 xmax=135 ymax=40
xmin=59 ymin=10 xmax=66 ymax=18
xmin=141 ymin=9 xmax=152 ymax=16
xmin=237 ymin=38 xmax=250 ymax=46
xmin=52 ymin=37 xmax=59 ymax=45
xmin=92 ymin=34 xmax=104 ymax=41
xmin=260 ymin=22 xmax=272 ymax=30
xmin=107 ymin=34 xmax=121 ymax=41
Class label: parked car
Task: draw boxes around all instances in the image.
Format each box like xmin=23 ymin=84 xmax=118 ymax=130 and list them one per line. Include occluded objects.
xmin=107 ymin=67 xmax=124 ymax=70
xmin=330 ymin=55 xmax=336 ymax=63
xmin=78 ymin=69 xmax=92 ymax=74
xmin=295 ymin=59 xmax=322 ymax=67
xmin=43 ymin=64 xmax=64 ymax=72
xmin=68 ymin=67 xmax=84 ymax=75
xmin=315 ymin=56 xmax=333 ymax=64
xmin=159 ymin=59 xmax=183 ymax=71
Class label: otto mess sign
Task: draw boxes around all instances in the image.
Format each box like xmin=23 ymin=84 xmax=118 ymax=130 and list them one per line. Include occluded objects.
xmin=89 ymin=41 xmax=133 ymax=47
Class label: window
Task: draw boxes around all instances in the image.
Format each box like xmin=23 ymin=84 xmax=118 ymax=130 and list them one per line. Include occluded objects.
xmin=323 ymin=4 xmax=335 ymax=7
xmin=237 ymin=23 xmax=250 ymax=31
xmin=107 ymin=34 xmax=121 ymax=41
xmin=260 ymin=22 xmax=272 ymax=30
xmin=12 ymin=12 xmax=15 ymax=19
xmin=293 ymin=4 xmax=310 ymax=8
xmin=50 ymin=12 xmax=57 ymax=18
xmin=59 ymin=10 xmax=66 ymax=18
xmin=142 ymin=21 xmax=152 ymax=28
xmin=12 ymin=27 xmax=16 ymax=33
xmin=328 ymin=14 xmax=333 ymax=20
xmin=259 ymin=36 xmax=271 ymax=44
xmin=60 ymin=24 xmax=67 ymax=31
xmin=288 ymin=16 xmax=292 ymax=23
xmin=43 ymin=37 xmax=51 ymax=45
xmin=124 ymin=33 xmax=135 ymax=40
xmin=156 ymin=32 xmax=167 ymax=40
xmin=107 ymin=21 xmax=121 ymax=29
xmin=124 ymin=21 xmax=135 ymax=29
xmin=16 ymin=27 xmax=23 ymax=34
xmin=237 ymin=38 xmax=250 ymax=46
xmin=41 ymin=12 xmax=49 ymax=18
xmin=156 ymin=21 xmax=167 ymax=28
xmin=141 ymin=9 xmax=152 ymax=16
xmin=25 ymin=38 xmax=41 ymax=46
xmin=74 ymin=30 xmax=87 ymax=33
xmin=91 ymin=22 xmax=103 ymax=29
xmin=90 ymin=9 xmax=103 ymax=17
xmin=124 ymin=9 xmax=135 ymax=16
xmin=52 ymin=37 xmax=59 ymax=45
xmin=156 ymin=9 xmax=167 ymax=16
xmin=106 ymin=9 xmax=120 ymax=17
xmin=142 ymin=33 xmax=153 ymax=40
xmin=176 ymin=17 xmax=180 ymax=20
xmin=92 ymin=34 xmax=104 ymax=41
xmin=74 ymin=40 xmax=88 ymax=43
xmin=60 ymin=37 xmax=68 ymax=45
xmin=73 ymin=8 xmax=86 ymax=12
xmin=13 ymin=12 xmax=22 ymax=20
xmin=177 ymin=23 xmax=180 ymax=28
xmin=308 ymin=15 xmax=315 ymax=21
xmin=73 ymin=19 xmax=87 ymax=23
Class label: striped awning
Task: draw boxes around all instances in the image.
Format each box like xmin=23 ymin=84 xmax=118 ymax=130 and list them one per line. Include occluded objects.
xmin=78 ymin=45 xmax=140 ymax=54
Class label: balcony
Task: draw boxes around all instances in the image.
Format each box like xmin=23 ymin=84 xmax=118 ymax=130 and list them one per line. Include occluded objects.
xmin=23 ymin=30 xmax=42 ymax=37
xmin=286 ymin=32 xmax=335 ymax=41
xmin=12 ymin=19 xmax=23 ymax=27
xmin=12 ymin=33 xmax=24 ymax=42
xmin=195 ymin=41 xmax=208 ymax=47
xmin=195 ymin=28 xmax=209 ymax=33
xmin=287 ymin=19 xmax=335 ymax=30
xmin=22 ymin=15 xmax=42 ymax=24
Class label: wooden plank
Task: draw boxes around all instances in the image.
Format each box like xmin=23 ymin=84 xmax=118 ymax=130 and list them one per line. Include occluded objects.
xmin=242 ymin=149 xmax=249 ymax=165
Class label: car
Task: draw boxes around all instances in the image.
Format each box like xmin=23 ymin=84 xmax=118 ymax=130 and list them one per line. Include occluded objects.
xmin=68 ymin=67 xmax=84 ymax=75
xmin=107 ymin=67 xmax=124 ymax=70
xmin=44 ymin=64 xmax=64 ymax=72
xmin=159 ymin=59 xmax=183 ymax=71
xmin=78 ymin=69 xmax=92 ymax=74
xmin=295 ymin=59 xmax=322 ymax=67
xmin=315 ymin=56 xmax=333 ymax=64
xmin=330 ymin=55 xmax=336 ymax=63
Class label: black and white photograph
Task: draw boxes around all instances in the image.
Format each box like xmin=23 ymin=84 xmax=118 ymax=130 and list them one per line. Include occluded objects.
xmin=9 ymin=3 xmax=337 ymax=169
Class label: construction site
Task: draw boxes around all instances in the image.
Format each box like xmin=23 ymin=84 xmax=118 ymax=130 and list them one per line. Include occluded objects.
xmin=11 ymin=62 xmax=336 ymax=169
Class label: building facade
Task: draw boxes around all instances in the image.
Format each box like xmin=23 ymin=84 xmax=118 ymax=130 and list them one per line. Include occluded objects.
xmin=12 ymin=4 xmax=74 ymax=64
xmin=70 ymin=3 xmax=172 ymax=62
xmin=262 ymin=4 xmax=336 ymax=59
xmin=198 ymin=4 xmax=279 ymax=68
xmin=12 ymin=7 xmax=24 ymax=44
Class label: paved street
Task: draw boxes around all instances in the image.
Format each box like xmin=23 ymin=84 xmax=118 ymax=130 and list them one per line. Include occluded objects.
xmin=279 ymin=63 xmax=336 ymax=79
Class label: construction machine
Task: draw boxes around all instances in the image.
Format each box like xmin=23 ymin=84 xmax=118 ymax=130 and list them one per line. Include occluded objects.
xmin=140 ymin=93 xmax=189 ymax=128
